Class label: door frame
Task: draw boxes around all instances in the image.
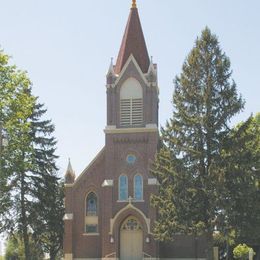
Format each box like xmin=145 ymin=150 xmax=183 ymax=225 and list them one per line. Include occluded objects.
xmin=119 ymin=216 xmax=144 ymax=259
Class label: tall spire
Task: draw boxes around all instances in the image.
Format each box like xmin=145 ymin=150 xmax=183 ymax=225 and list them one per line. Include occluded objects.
xmin=114 ymin=2 xmax=150 ymax=74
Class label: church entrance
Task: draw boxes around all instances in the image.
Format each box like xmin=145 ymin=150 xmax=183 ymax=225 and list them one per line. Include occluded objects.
xmin=120 ymin=216 xmax=143 ymax=260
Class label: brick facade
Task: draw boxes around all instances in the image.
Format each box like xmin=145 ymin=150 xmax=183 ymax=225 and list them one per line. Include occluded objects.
xmin=63 ymin=3 xmax=207 ymax=260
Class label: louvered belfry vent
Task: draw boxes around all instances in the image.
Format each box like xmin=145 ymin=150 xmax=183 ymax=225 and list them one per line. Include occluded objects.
xmin=120 ymin=98 xmax=143 ymax=127
xmin=120 ymin=77 xmax=143 ymax=128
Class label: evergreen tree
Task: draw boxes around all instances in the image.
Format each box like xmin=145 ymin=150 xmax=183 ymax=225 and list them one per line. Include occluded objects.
xmin=28 ymin=102 xmax=64 ymax=260
xmin=151 ymin=27 xmax=244 ymax=257
xmin=217 ymin=114 xmax=260 ymax=247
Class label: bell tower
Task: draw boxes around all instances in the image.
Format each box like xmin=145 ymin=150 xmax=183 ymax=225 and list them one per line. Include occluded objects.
xmin=102 ymin=1 xmax=159 ymax=257
xmin=105 ymin=0 xmax=159 ymax=131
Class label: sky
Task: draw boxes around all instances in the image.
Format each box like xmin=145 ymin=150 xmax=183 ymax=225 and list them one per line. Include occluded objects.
xmin=0 ymin=0 xmax=260 ymax=252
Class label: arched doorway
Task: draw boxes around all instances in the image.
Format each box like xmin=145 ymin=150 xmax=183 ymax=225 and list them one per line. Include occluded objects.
xmin=120 ymin=216 xmax=143 ymax=260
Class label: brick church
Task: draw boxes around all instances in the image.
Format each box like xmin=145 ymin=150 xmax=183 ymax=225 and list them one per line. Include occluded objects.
xmin=64 ymin=1 xmax=207 ymax=259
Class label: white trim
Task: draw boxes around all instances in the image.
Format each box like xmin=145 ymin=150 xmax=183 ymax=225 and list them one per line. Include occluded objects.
xmin=145 ymin=123 xmax=157 ymax=129
xmin=104 ymin=127 xmax=158 ymax=134
xmin=63 ymin=213 xmax=73 ymax=220
xmin=65 ymin=183 xmax=74 ymax=188
xmin=115 ymin=54 xmax=149 ymax=86
xmin=64 ymin=253 xmax=73 ymax=260
xmin=102 ymin=179 xmax=114 ymax=187
xmin=105 ymin=125 xmax=117 ymax=130
xmin=82 ymin=233 xmax=100 ymax=236
xmin=148 ymin=178 xmax=159 ymax=185
xmin=109 ymin=203 xmax=151 ymax=235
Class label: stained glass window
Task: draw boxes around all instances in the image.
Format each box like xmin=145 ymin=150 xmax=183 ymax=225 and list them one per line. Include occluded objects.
xmin=134 ymin=174 xmax=143 ymax=200
xmin=126 ymin=154 xmax=137 ymax=165
xmin=119 ymin=175 xmax=128 ymax=201
xmin=121 ymin=218 xmax=142 ymax=231
xmin=86 ymin=192 xmax=97 ymax=216
xmin=85 ymin=224 xmax=98 ymax=233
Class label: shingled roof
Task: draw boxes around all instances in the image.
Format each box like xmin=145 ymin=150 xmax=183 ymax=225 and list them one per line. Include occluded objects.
xmin=114 ymin=5 xmax=150 ymax=74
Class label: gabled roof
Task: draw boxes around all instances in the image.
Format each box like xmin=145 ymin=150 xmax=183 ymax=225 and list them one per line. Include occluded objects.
xmin=114 ymin=5 xmax=150 ymax=74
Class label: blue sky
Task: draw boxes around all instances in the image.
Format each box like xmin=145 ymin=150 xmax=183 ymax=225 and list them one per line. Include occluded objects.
xmin=0 ymin=0 xmax=260 ymax=253
xmin=0 ymin=0 xmax=259 ymax=181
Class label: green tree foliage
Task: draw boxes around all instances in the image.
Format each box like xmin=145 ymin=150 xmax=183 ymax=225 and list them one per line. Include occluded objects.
xmin=151 ymin=27 xmax=244 ymax=254
xmin=5 ymin=234 xmax=44 ymax=260
xmin=216 ymin=114 xmax=260 ymax=245
xmin=28 ymin=103 xmax=64 ymax=260
xmin=0 ymin=49 xmax=64 ymax=259
xmin=32 ymin=176 xmax=64 ymax=259
xmin=0 ymin=49 xmax=35 ymax=221
xmin=233 ymin=244 xmax=255 ymax=260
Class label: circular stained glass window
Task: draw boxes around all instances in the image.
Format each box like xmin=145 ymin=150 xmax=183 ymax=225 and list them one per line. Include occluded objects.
xmin=126 ymin=154 xmax=136 ymax=165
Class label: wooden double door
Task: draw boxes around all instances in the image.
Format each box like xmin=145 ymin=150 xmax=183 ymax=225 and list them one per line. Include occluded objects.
xmin=120 ymin=217 xmax=143 ymax=260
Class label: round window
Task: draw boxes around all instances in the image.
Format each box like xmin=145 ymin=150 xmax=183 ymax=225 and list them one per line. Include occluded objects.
xmin=126 ymin=154 xmax=137 ymax=165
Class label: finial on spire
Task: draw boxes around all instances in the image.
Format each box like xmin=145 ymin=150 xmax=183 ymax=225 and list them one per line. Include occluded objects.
xmin=132 ymin=0 xmax=137 ymax=8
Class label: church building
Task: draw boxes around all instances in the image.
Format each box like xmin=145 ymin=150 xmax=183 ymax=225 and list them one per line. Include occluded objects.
xmin=64 ymin=1 xmax=207 ymax=259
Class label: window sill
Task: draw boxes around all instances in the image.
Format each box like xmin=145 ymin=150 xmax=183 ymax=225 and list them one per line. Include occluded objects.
xmin=117 ymin=199 xmax=144 ymax=203
xmin=83 ymin=233 xmax=100 ymax=236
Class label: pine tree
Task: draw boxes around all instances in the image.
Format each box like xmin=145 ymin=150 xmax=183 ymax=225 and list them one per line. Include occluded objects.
xmin=151 ymin=27 xmax=244 ymax=257
xmin=28 ymin=102 xmax=64 ymax=260
xmin=217 ymin=114 xmax=260 ymax=246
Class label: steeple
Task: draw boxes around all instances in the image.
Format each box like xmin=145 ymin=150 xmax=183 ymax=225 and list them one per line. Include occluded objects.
xmin=65 ymin=158 xmax=75 ymax=184
xmin=114 ymin=1 xmax=150 ymax=74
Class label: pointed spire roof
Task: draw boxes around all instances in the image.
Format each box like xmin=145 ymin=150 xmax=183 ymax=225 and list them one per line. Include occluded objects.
xmin=65 ymin=158 xmax=75 ymax=184
xmin=107 ymin=57 xmax=115 ymax=76
xmin=114 ymin=1 xmax=150 ymax=74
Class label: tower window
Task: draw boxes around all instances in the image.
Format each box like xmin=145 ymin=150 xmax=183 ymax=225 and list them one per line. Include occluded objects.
xmin=134 ymin=174 xmax=143 ymax=200
xmin=119 ymin=175 xmax=128 ymax=201
xmin=120 ymin=78 xmax=143 ymax=127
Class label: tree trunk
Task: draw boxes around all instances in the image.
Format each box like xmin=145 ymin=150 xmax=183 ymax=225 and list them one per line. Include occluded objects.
xmin=206 ymin=232 xmax=213 ymax=260
xmin=21 ymin=172 xmax=30 ymax=260
xmin=50 ymin=245 xmax=59 ymax=260
xmin=50 ymin=249 xmax=56 ymax=260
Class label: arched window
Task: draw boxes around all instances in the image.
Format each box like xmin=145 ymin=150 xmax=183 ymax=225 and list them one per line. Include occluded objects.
xmin=86 ymin=192 xmax=97 ymax=216
xmin=85 ymin=192 xmax=98 ymax=233
xmin=120 ymin=78 xmax=143 ymax=127
xmin=119 ymin=175 xmax=128 ymax=201
xmin=134 ymin=174 xmax=143 ymax=200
